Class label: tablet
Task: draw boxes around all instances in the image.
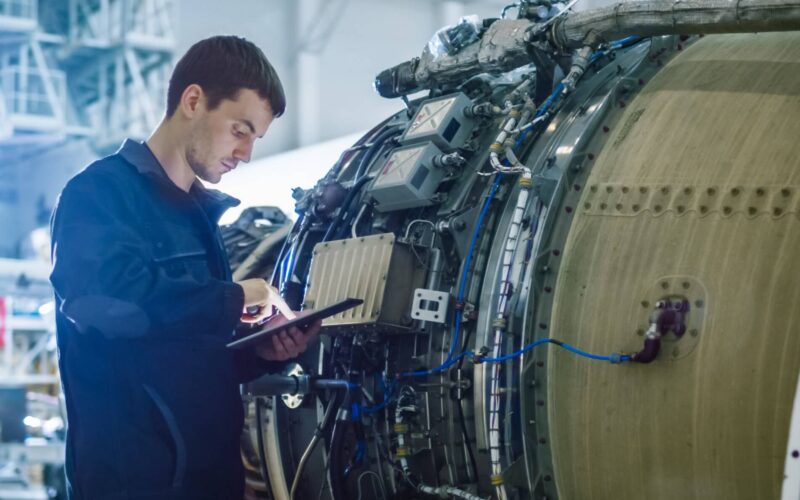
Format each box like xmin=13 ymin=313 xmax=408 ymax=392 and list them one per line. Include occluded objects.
xmin=226 ymin=298 xmax=364 ymax=350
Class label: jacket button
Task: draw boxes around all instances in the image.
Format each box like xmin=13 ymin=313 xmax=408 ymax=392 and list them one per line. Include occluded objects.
xmin=156 ymin=242 xmax=163 ymax=248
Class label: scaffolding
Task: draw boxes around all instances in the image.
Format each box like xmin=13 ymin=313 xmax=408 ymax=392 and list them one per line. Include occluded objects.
xmin=0 ymin=0 xmax=175 ymax=154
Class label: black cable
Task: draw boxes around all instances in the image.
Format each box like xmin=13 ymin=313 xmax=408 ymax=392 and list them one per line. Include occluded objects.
xmin=455 ymin=327 xmax=480 ymax=483
xmin=322 ymin=175 xmax=374 ymax=242
xmin=353 ymin=126 xmax=402 ymax=180
xmin=328 ymin=415 xmax=350 ymax=500
xmin=323 ymin=126 xmax=404 ymax=242
xmin=254 ymin=398 xmax=272 ymax=496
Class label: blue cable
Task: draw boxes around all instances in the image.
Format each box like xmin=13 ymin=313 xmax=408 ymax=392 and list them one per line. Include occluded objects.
xmin=362 ymin=377 xmax=397 ymax=414
xmin=514 ymin=82 xmax=565 ymax=149
xmin=609 ymin=36 xmax=643 ymax=50
xmin=399 ymin=339 xmax=627 ymax=380
xmin=477 ymin=338 xmax=629 ymax=364
xmin=535 ymin=82 xmax=565 ymax=119
xmin=401 ymin=174 xmax=504 ymax=377
xmin=399 ymin=35 xmax=648 ymax=379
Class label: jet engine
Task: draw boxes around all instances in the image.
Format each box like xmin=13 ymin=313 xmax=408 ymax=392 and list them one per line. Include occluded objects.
xmin=230 ymin=2 xmax=800 ymax=499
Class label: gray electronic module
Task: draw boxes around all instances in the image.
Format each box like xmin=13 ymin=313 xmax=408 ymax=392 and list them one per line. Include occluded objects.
xmin=369 ymin=142 xmax=445 ymax=212
xmin=400 ymin=92 xmax=474 ymax=150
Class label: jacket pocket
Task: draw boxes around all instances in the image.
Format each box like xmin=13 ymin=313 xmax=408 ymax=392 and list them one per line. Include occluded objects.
xmin=143 ymin=384 xmax=187 ymax=488
xmin=152 ymin=244 xmax=209 ymax=282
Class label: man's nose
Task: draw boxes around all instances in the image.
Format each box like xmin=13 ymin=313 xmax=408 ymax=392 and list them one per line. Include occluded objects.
xmin=233 ymin=140 xmax=253 ymax=163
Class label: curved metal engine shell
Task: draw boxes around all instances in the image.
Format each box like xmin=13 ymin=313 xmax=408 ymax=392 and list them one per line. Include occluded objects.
xmin=548 ymin=32 xmax=800 ymax=499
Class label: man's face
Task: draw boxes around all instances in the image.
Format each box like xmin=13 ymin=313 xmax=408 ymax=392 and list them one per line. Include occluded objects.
xmin=186 ymin=88 xmax=274 ymax=184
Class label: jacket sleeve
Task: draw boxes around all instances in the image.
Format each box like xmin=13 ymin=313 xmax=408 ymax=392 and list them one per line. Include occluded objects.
xmin=50 ymin=171 xmax=244 ymax=340
xmin=234 ymin=350 xmax=286 ymax=384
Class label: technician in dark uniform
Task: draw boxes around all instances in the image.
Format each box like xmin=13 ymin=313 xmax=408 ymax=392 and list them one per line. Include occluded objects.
xmin=50 ymin=36 xmax=320 ymax=499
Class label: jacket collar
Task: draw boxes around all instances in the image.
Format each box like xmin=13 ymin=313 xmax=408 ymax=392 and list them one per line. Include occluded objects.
xmin=117 ymin=139 xmax=241 ymax=223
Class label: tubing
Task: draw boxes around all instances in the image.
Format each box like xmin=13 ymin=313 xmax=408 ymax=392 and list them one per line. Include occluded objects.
xmin=551 ymin=0 xmax=800 ymax=50
xmin=290 ymin=398 xmax=338 ymax=500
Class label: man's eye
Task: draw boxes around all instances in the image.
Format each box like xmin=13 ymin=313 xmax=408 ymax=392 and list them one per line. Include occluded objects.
xmin=233 ymin=129 xmax=245 ymax=138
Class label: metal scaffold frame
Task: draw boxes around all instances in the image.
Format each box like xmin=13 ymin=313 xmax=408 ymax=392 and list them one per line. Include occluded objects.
xmin=0 ymin=0 xmax=175 ymax=155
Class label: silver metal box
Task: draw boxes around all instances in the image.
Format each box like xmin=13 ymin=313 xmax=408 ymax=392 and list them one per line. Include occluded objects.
xmin=302 ymin=233 xmax=426 ymax=332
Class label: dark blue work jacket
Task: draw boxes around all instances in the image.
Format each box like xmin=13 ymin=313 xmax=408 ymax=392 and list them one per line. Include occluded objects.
xmin=50 ymin=140 xmax=280 ymax=499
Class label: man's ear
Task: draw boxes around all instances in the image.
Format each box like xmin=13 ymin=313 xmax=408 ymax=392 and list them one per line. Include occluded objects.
xmin=178 ymin=84 xmax=204 ymax=118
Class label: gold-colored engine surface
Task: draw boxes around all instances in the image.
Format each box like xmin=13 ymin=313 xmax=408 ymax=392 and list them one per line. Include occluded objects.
xmin=548 ymin=33 xmax=800 ymax=499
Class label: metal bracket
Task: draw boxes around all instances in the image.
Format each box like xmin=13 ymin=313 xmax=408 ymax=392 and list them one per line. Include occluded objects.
xmin=411 ymin=288 xmax=449 ymax=323
xmin=281 ymin=363 xmax=305 ymax=409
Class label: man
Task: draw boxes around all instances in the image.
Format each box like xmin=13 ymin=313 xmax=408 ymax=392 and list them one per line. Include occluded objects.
xmin=50 ymin=36 xmax=320 ymax=499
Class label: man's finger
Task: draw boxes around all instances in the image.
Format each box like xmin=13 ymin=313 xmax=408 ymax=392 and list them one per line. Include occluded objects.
xmin=287 ymin=327 xmax=309 ymax=352
xmin=270 ymin=334 xmax=289 ymax=359
xmin=279 ymin=330 xmax=301 ymax=357
xmin=266 ymin=284 xmax=296 ymax=320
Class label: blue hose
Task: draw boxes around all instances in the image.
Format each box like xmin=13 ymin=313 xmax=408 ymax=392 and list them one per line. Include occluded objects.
xmin=401 ymin=174 xmax=503 ymax=378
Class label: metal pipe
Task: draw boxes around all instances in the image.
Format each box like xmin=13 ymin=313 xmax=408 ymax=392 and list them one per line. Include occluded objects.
xmin=551 ymin=0 xmax=800 ymax=50
xmin=290 ymin=398 xmax=338 ymax=500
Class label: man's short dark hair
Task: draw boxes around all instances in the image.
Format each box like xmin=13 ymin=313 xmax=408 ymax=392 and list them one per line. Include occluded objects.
xmin=166 ymin=35 xmax=286 ymax=118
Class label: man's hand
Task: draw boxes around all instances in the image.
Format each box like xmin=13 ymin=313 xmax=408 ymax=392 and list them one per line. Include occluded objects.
xmin=255 ymin=313 xmax=323 ymax=361
xmin=236 ymin=278 xmax=294 ymax=323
